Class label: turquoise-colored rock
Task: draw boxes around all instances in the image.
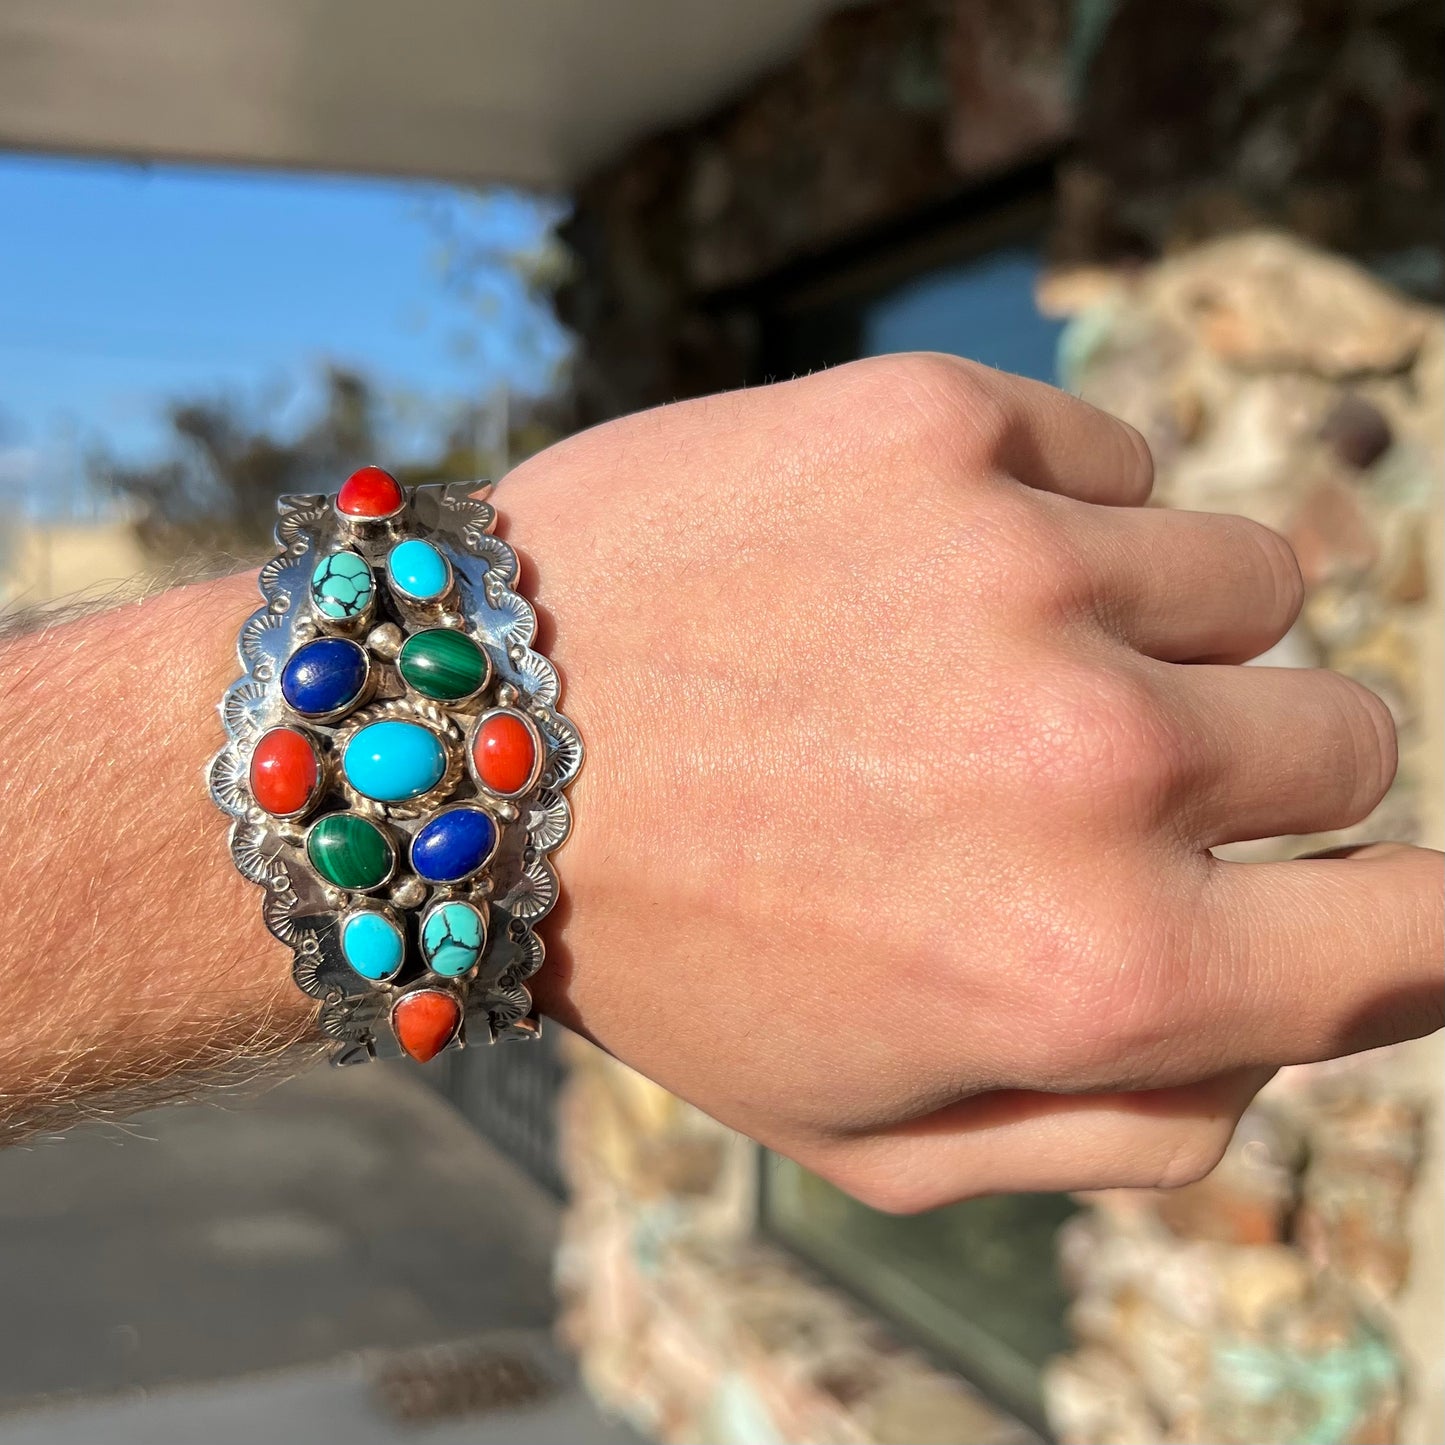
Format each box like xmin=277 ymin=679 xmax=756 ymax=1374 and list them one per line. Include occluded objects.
xmin=341 ymin=911 xmax=405 ymax=981
xmin=342 ymin=720 xmax=447 ymax=802
xmin=387 ymin=538 xmax=451 ymax=600
xmin=310 ymin=550 xmax=374 ymax=620
xmin=421 ymin=901 xmax=485 ymax=976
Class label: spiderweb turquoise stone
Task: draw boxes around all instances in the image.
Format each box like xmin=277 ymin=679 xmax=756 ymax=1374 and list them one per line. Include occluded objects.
xmin=421 ymin=901 xmax=485 ymax=976
xmin=310 ymin=550 xmax=374 ymax=620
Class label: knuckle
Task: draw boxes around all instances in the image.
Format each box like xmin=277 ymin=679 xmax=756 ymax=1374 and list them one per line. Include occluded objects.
xmin=1149 ymin=1126 xmax=1233 ymax=1192
xmin=956 ymin=380 xmax=1016 ymax=464
xmin=1091 ymin=672 xmax=1196 ymax=804
xmin=812 ymin=1149 xmax=946 ymax=1216
xmin=1019 ymin=663 xmax=1191 ymax=812
xmin=863 ymin=352 xmax=1015 ymax=461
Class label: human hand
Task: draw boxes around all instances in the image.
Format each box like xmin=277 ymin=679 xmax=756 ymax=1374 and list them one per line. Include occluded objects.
xmin=500 ymin=354 xmax=1443 ymax=1209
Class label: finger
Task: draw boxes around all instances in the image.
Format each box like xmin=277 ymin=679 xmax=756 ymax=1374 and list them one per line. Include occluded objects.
xmin=979 ymin=363 xmax=1156 ymax=507
xmin=815 ymin=1070 xmax=1270 ymax=1210
xmin=1076 ymin=505 xmax=1304 ymax=663
xmin=1163 ymin=664 xmax=1396 ymax=845
xmin=1210 ymin=845 xmax=1443 ymax=1065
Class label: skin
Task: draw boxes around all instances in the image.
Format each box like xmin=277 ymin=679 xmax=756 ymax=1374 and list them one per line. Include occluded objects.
xmin=1 ymin=356 xmax=1440 ymax=1205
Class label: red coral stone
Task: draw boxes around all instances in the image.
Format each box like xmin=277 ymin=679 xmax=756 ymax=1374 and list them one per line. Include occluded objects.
xmin=249 ymin=727 xmax=320 ymax=817
xmin=471 ymin=711 xmax=539 ymax=796
xmin=337 ymin=466 xmax=404 ymax=518
xmin=392 ymin=989 xmax=462 ymax=1063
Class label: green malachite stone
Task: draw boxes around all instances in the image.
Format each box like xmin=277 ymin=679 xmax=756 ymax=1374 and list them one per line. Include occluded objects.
xmin=306 ymin=812 xmax=394 ymax=890
xmin=398 ymin=628 xmax=489 ymax=702
xmin=310 ymin=550 xmax=374 ymax=620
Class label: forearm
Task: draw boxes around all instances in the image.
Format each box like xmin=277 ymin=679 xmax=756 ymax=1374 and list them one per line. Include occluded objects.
xmin=0 ymin=574 xmax=319 ymax=1135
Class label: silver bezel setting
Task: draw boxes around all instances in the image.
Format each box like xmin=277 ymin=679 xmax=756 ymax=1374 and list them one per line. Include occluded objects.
xmin=397 ymin=626 xmax=493 ymax=708
xmin=467 ymin=706 xmax=546 ymax=801
xmin=419 ymin=897 xmax=490 ymax=980
xmin=407 ymin=800 xmax=502 ymax=888
xmin=279 ymin=635 xmax=376 ymax=724
xmin=211 ymin=480 xmax=579 ymax=1064
xmin=247 ymin=724 xmax=329 ymax=821
xmin=338 ymin=903 xmax=407 ymax=984
xmin=331 ymin=697 xmax=466 ymax=821
xmin=334 ymin=475 xmax=407 ymax=526
xmin=302 ymin=810 xmax=399 ymax=895
xmin=389 ymin=984 xmax=466 ymax=1055
xmin=308 ymin=547 xmax=378 ymax=634
xmin=384 ymin=539 xmax=459 ymax=630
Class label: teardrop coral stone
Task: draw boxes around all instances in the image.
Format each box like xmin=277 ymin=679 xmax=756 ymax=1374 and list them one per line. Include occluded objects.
xmin=391 ymin=989 xmax=462 ymax=1063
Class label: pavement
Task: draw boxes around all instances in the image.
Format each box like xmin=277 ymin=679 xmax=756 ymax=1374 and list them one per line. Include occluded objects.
xmin=0 ymin=1062 xmax=639 ymax=1444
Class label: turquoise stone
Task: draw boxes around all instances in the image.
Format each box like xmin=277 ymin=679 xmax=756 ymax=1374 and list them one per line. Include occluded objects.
xmin=387 ymin=539 xmax=451 ymax=600
xmin=342 ymin=720 xmax=447 ymax=803
xmin=341 ymin=911 xmax=405 ymax=981
xmin=421 ymin=901 xmax=485 ymax=977
xmin=310 ymin=550 xmax=374 ymax=620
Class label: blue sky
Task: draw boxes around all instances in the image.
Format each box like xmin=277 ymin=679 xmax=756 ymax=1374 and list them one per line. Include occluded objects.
xmin=0 ymin=152 xmax=568 ymax=515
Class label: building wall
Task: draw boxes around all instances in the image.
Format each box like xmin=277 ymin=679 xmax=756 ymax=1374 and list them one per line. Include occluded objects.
xmin=555 ymin=0 xmax=1443 ymax=427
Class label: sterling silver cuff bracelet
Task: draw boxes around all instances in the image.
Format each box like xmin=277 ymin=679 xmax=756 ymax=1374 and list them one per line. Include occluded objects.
xmin=209 ymin=468 xmax=581 ymax=1064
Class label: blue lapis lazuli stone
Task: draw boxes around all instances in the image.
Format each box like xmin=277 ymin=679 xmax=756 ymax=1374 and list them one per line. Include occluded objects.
xmin=342 ymin=720 xmax=447 ymax=802
xmin=387 ymin=539 xmax=450 ymax=600
xmin=281 ymin=637 xmax=368 ymax=717
xmin=411 ymin=808 xmax=497 ymax=883
xmin=341 ymin=911 xmax=405 ymax=981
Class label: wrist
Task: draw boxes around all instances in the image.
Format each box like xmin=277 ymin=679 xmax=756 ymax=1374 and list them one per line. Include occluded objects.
xmin=488 ymin=456 xmax=730 ymax=1074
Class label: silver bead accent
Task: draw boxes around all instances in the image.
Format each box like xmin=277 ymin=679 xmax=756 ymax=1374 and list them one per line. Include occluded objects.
xmin=366 ymin=622 xmax=404 ymax=660
xmin=389 ymin=875 xmax=428 ymax=910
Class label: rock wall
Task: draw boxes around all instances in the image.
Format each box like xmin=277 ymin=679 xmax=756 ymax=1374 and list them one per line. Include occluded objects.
xmin=556 ymin=1038 xmax=1038 ymax=1445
